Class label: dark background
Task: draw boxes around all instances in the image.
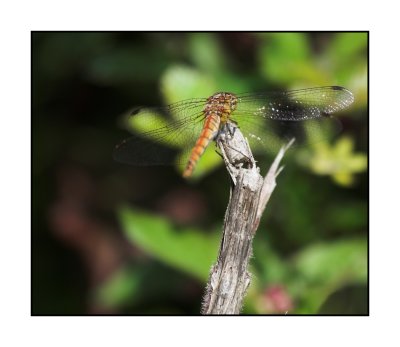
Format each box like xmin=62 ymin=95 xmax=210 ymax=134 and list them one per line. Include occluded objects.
xmin=32 ymin=32 xmax=368 ymax=314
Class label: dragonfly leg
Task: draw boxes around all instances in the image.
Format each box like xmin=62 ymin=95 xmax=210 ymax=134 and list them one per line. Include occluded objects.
xmin=217 ymin=127 xmax=254 ymax=170
xmin=225 ymin=120 xmax=238 ymax=138
xmin=214 ymin=147 xmax=253 ymax=170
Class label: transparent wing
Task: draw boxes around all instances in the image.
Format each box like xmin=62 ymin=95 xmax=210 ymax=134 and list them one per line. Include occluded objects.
xmin=114 ymin=86 xmax=354 ymax=166
xmin=236 ymin=86 xmax=354 ymax=120
xmin=231 ymin=86 xmax=352 ymax=153
xmin=113 ymin=99 xmax=207 ymax=166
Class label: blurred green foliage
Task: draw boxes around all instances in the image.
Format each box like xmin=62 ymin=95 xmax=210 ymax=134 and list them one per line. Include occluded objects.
xmin=118 ymin=207 xmax=219 ymax=281
xmin=302 ymin=136 xmax=368 ymax=186
xmin=32 ymin=32 xmax=368 ymax=315
xmin=95 ymin=267 xmax=141 ymax=308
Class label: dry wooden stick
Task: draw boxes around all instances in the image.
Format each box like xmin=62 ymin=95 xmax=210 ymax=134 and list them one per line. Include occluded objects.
xmin=201 ymin=125 xmax=294 ymax=315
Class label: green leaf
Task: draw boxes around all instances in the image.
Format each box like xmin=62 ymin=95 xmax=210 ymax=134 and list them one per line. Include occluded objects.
xmin=117 ymin=206 xmax=220 ymax=281
xmin=293 ymin=238 xmax=367 ymax=285
xmin=188 ymin=34 xmax=226 ymax=73
xmin=95 ymin=266 xmax=141 ymax=308
xmin=259 ymin=33 xmax=319 ymax=84
xmin=327 ymin=33 xmax=368 ymax=65
xmin=298 ymin=136 xmax=368 ymax=186
xmin=262 ymin=33 xmax=311 ymax=61
xmin=161 ymin=65 xmax=216 ymax=104
xmin=127 ymin=110 xmax=171 ymax=139
xmin=252 ymin=239 xmax=290 ymax=283
xmin=290 ymin=238 xmax=367 ymax=312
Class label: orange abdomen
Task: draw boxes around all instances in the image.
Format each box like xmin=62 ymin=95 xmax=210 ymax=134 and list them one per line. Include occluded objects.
xmin=182 ymin=113 xmax=221 ymax=178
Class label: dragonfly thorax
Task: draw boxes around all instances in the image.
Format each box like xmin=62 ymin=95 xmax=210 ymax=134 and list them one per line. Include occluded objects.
xmin=204 ymin=92 xmax=238 ymax=123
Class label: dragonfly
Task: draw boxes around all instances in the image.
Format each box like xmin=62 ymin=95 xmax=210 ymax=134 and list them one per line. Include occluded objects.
xmin=113 ymin=86 xmax=354 ymax=177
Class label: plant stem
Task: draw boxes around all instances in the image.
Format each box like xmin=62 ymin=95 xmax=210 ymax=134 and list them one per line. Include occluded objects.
xmin=201 ymin=125 xmax=294 ymax=314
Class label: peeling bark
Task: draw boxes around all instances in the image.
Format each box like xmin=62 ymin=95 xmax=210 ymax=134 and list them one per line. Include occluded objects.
xmin=201 ymin=124 xmax=294 ymax=315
